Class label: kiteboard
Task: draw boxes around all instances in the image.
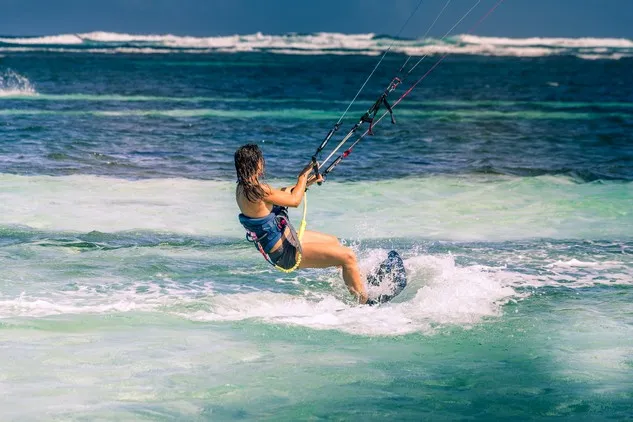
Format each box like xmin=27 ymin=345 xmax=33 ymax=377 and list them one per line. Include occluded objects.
xmin=366 ymin=250 xmax=407 ymax=305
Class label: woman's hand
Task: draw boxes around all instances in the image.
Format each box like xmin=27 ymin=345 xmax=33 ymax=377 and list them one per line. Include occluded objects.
xmin=307 ymin=173 xmax=325 ymax=187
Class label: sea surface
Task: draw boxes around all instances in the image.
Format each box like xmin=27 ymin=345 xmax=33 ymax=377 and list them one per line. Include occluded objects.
xmin=1 ymin=29 xmax=632 ymax=420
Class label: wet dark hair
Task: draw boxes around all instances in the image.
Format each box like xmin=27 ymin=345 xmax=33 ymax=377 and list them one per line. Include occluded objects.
xmin=234 ymin=144 xmax=267 ymax=202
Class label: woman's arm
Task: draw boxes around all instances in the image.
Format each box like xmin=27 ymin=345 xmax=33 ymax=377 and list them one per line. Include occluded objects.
xmin=264 ymin=176 xmax=307 ymax=207
xmin=263 ymin=163 xmax=313 ymax=208
xmin=279 ymin=173 xmax=324 ymax=192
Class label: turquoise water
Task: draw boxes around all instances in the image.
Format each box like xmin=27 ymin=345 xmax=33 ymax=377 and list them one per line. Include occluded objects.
xmin=0 ymin=30 xmax=632 ymax=420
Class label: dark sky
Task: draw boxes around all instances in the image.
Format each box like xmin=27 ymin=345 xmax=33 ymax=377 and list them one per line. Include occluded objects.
xmin=0 ymin=0 xmax=632 ymax=38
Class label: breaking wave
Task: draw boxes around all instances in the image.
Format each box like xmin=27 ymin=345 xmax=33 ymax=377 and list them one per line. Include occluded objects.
xmin=0 ymin=32 xmax=631 ymax=59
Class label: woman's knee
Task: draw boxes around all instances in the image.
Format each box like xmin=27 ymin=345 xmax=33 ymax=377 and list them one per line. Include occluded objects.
xmin=340 ymin=246 xmax=357 ymax=267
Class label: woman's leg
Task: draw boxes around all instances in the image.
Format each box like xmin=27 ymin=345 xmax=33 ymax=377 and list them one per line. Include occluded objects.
xmin=299 ymin=242 xmax=367 ymax=304
xmin=301 ymin=230 xmax=340 ymax=246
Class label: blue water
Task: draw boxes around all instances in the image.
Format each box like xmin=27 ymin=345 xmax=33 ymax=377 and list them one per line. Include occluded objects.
xmin=0 ymin=32 xmax=632 ymax=420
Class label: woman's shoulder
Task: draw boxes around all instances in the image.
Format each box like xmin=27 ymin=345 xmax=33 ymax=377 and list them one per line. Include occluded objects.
xmin=237 ymin=186 xmax=273 ymax=213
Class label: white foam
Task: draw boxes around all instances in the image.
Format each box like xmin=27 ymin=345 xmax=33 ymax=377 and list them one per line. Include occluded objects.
xmin=0 ymin=34 xmax=83 ymax=45
xmin=0 ymin=296 xmax=150 ymax=317
xmin=577 ymin=53 xmax=627 ymax=61
xmin=0 ymin=69 xmax=37 ymax=96
xmin=0 ymin=47 xmax=197 ymax=55
xmin=547 ymin=259 xmax=624 ymax=269
xmin=491 ymin=253 xmax=633 ymax=290
xmin=0 ymin=275 xmax=214 ymax=319
xmin=458 ymin=35 xmax=633 ymax=48
xmin=184 ymin=254 xmax=517 ymax=336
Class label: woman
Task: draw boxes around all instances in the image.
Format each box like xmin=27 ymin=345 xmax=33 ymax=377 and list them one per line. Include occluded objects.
xmin=235 ymin=144 xmax=367 ymax=304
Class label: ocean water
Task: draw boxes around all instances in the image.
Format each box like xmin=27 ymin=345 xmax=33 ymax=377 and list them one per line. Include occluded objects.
xmin=1 ymin=30 xmax=632 ymax=420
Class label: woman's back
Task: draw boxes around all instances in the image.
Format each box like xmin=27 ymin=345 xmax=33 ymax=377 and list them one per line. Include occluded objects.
xmin=236 ymin=184 xmax=273 ymax=218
